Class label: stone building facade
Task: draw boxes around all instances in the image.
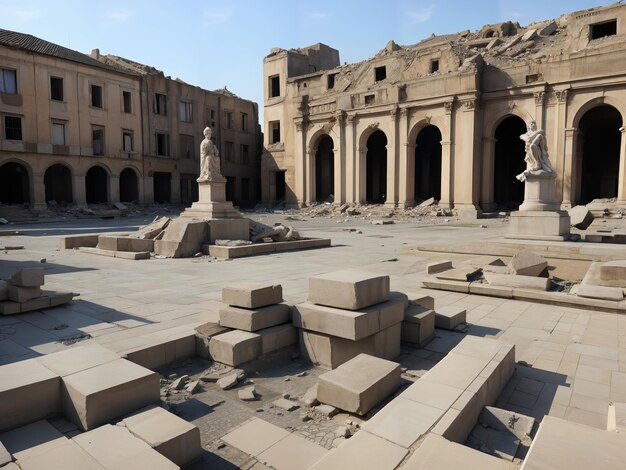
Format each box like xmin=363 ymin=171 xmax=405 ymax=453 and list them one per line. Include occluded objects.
xmin=0 ymin=30 xmax=260 ymax=210
xmin=262 ymin=3 xmax=626 ymax=216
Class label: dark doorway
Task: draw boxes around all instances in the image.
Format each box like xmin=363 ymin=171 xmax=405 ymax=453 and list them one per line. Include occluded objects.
xmin=44 ymin=164 xmax=72 ymax=204
xmin=85 ymin=166 xmax=108 ymax=204
xmin=366 ymin=130 xmax=387 ymax=203
xmin=494 ymin=116 xmax=527 ymax=208
xmin=120 ymin=168 xmax=139 ymax=203
xmin=414 ymin=125 xmax=442 ymax=201
xmin=153 ymin=172 xmax=171 ymax=203
xmin=0 ymin=162 xmax=29 ymax=204
xmin=275 ymin=171 xmax=286 ymax=202
xmin=315 ymin=135 xmax=334 ymax=202
xmin=579 ymin=105 xmax=623 ymax=204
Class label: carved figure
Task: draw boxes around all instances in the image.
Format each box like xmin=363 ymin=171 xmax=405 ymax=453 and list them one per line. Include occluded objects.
xmin=198 ymin=127 xmax=223 ymax=182
xmin=516 ymin=121 xmax=556 ymax=182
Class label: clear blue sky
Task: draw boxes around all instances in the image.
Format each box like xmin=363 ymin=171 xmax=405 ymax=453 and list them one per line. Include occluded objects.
xmin=0 ymin=0 xmax=612 ymax=125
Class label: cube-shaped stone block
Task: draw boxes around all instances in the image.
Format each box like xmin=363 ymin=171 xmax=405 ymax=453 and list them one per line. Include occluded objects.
xmin=7 ymin=285 xmax=41 ymax=303
xmin=9 ymin=268 xmax=44 ymax=287
xmin=434 ymin=306 xmax=467 ymax=330
xmin=318 ymin=354 xmax=401 ymax=415
xmin=194 ymin=322 xmax=231 ymax=358
xmin=97 ymin=235 xmax=154 ymax=253
xmin=293 ymin=292 xmax=406 ymax=341
xmin=308 ymin=270 xmax=390 ymax=310
xmin=208 ymin=330 xmax=261 ymax=366
xmin=0 ymin=300 xmax=20 ymax=315
xmin=299 ymin=329 xmax=376 ymax=370
xmin=508 ymin=251 xmax=547 ymax=277
xmin=374 ymin=323 xmax=401 ymax=360
xmin=122 ymin=405 xmax=201 ymax=467
xmin=222 ymin=284 xmax=283 ymax=309
xmin=402 ymin=304 xmax=435 ymax=347
xmin=0 ymin=358 xmax=61 ymax=432
xmin=568 ymin=205 xmax=594 ymax=230
xmin=61 ymin=358 xmax=159 ymax=431
xmin=258 ymin=323 xmax=297 ymax=355
xmin=219 ymin=303 xmax=289 ymax=332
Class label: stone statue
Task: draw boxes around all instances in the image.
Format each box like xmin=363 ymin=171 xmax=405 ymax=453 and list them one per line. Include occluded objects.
xmin=516 ymin=121 xmax=556 ymax=182
xmin=198 ymin=127 xmax=223 ymax=182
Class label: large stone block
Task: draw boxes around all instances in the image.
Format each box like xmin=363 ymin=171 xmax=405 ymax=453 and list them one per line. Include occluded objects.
xmin=154 ymin=219 xmax=208 ymax=258
xmin=97 ymin=235 xmax=154 ymax=253
xmin=73 ymin=424 xmax=178 ymax=469
xmin=293 ymin=292 xmax=406 ymax=341
xmin=484 ymin=272 xmax=550 ymax=291
xmin=506 ymin=210 xmax=570 ymax=241
xmin=219 ymin=303 xmax=289 ymax=332
xmin=600 ymin=261 xmax=626 ymax=284
xmin=374 ymin=322 xmax=401 ymax=360
xmin=222 ymin=284 xmax=283 ymax=309
xmin=410 ymin=294 xmax=435 ymax=310
xmin=59 ymin=234 xmax=99 ymax=249
xmin=257 ymin=323 xmax=297 ymax=355
xmin=507 ymin=251 xmax=547 ymax=277
xmin=7 ymin=285 xmax=41 ymax=303
xmin=568 ymin=205 xmax=594 ymax=230
xmin=37 ymin=343 xmax=120 ymax=377
xmin=299 ymin=329 xmax=376 ymax=370
xmin=308 ymin=270 xmax=390 ymax=310
xmin=318 ymin=354 xmax=401 ymax=415
xmin=9 ymin=268 xmax=44 ymax=287
xmin=194 ymin=322 xmax=231 ymax=358
xmin=577 ymin=284 xmax=624 ymax=301
xmin=122 ymin=405 xmax=202 ymax=467
xmin=434 ymin=306 xmax=467 ymax=330
xmin=208 ymin=329 xmax=261 ymax=366
xmin=0 ymin=358 xmax=61 ymax=432
xmin=207 ymin=218 xmax=250 ymax=243
xmin=61 ymin=358 xmax=159 ymax=431
xmin=402 ymin=303 xmax=435 ymax=347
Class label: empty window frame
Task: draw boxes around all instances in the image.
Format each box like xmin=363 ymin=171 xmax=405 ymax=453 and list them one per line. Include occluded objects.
xmin=179 ymin=101 xmax=193 ymax=122
xmin=241 ymin=144 xmax=250 ymax=165
xmin=208 ymin=108 xmax=216 ymax=127
xmin=374 ymin=66 xmax=386 ymax=81
xmin=92 ymin=126 xmax=104 ymax=155
xmin=241 ymin=112 xmax=248 ymax=132
xmin=269 ymin=75 xmax=280 ymax=98
xmin=179 ymin=134 xmax=195 ymax=159
xmin=591 ymin=19 xmax=617 ymax=40
xmin=0 ymin=68 xmax=17 ymax=94
xmin=51 ymin=121 xmax=67 ymax=145
xmin=364 ymin=94 xmax=375 ymax=105
xmin=327 ymin=73 xmax=337 ymax=89
xmin=154 ymin=93 xmax=167 ymax=115
xmin=224 ymin=141 xmax=234 ymax=162
xmin=122 ymin=129 xmax=134 ymax=152
xmin=50 ymin=77 xmax=63 ymax=101
xmin=4 ymin=115 xmax=22 ymax=140
xmin=156 ymin=132 xmax=169 ymax=156
xmin=224 ymin=110 xmax=233 ymax=129
xmin=430 ymin=59 xmax=440 ymax=73
xmin=122 ymin=91 xmax=132 ymax=113
xmin=91 ymin=85 xmax=103 ymax=108
xmin=269 ymin=121 xmax=281 ymax=144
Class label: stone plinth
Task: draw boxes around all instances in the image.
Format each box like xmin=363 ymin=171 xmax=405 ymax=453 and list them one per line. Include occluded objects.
xmin=518 ymin=173 xmax=560 ymax=212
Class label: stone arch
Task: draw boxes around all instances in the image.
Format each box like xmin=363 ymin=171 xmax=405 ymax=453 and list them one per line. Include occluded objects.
xmin=0 ymin=159 xmax=31 ymax=204
xmin=493 ymin=115 xmax=527 ymax=208
xmin=310 ymin=133 xmax=334 ymax=203
xmin=44 ymin=163 xmax=73 ymax=204
xmin=365 ymin=130 xmax=387 ymax=203
xmin=119 ymin=167 xmax=139 ymax=203
xmin=85 ymin=165 xmax=109 ymax=204
xmin=569 ymin=95 xmax=626 ymax=129
xmin=413 ymin=124 xmax=442 ymax=202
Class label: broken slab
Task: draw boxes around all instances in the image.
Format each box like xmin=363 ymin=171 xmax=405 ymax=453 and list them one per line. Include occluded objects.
xmin=222 ymin=418 xmax=290 ymax=458
xmin=238 ymin=386 xmax=257 ymax=401
xmin=402 ymin=303 xmax=435 ymax=347
xmin=257 ymin=323 xmax=297 ymax=355
xmin=9 ymin=267 xmax=44 ymax=287
xmin=507 ymin=251 xmax=547 ymax=277
xmin=219 ymin=303 xmax=289 ymax=332
xmin=273 ymin=398 xmax=299 ymax=412
xmin=577 ymin=284 xmax=624 ymax=301
xmin=0 ymin=358 xmax=61 ymax=432
xmin=62 ymin=358 xmax=160 ymax=431
xmin=427 ymin=260 xmax=453 ymax=274
xmin=122 ymin=405 xmax=202 ymax=467
xmin=484 ymin=272 xmax=550 ymax=291
xmin=317 ymin=354 xmax=401 ymax=415
xmin=130 ymin=217 xmax=171 ymax=239
xmin=208 ymin=329 xmax=261 ymax=366
xmin=435 ymin=267 xmax=482 ymax=282
xmin=568 ymin=205 xmax=594 ymax=230
xmin=97 ymin=236 xmax=154 ymax=253
xmin=222 ymin=284 xmax=283 ymax=309
xmin=154 ymin=219 xmax=208 ymax=258
xmin=434 ymin=306 xmax=466 ymax=330
xmin=308 ymin=270 xmax=390 ymax=310
xmin=7 ymin=285 xmax=41 ymax=303
xmin=194 ymin=322 xmax=231 ymax=358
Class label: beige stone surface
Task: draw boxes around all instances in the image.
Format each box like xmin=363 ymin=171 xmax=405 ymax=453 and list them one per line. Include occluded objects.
xmin=436 ymin=267 xmax=482 ymax=282
xmin=16 ymin=439 xmax=105 ymax=470
xmin=194 ymin=322 xmax=231 ymax=358
xmin=73 ymin=424 xmax=178 ymax=469
xmin=402 ymin=304 xmax=435 ymax=346
xmin=257 ymin=323 xmax=297 ymax=355
xmin=61 ymin=358 xmax=159 ymax=431
xmin=508 ymin=251 xmax=548 ymax=277
xmin=427 ymin=260 xmax=453 ymax=274
xmin=208 ymin=329 xmax=261 ymax=366
xmin=317 ymin=354 xmax=401 ymax=415
xmin=222 ymin=418 xmax=290 ymax=457
xmin=400 ymin=379 xmax=464 ymax=411
xmin=307 ymin=430 xmax=407 ymax=470
xmin=410 ymin=294 xmax=435 ymax=310
xmin=59 ymin=234 xmax=99 ymax=249
xmin=403 ymin=434 xmax=515 ymax=469
xmin=599 ymin=260 xmax=626 ymax=285
xmin=121 ymin=405 xmax=201 ymax=467
xmin=0 ymin=420 xmax=66 ymax=461
xmin=577 ymin=284 xmax=624 ymax=301
xmin=308 ymin=270 xmax=390 ymax=310
xmin=257 ymin=432 xmax=326 ymax=470
xmin=219 ymin=303 xmax=289 ymax=332
xmin=374 ymin=322 xmax=402 ymax=360
xmin=0 ymin=440 xmax=11 ymax=467
xmin=9 ymin=268 xmax=44 ymax=287
xmin=522 ymin=416 xmax=626 ymax=470
xmin=7 ymin=285 xmax=41 ymax=303
xmin=97 ymin=236 xmax=154 ymax=253
xmin=485 ymin=272 xmax=550 ymax=291
xmin=0 ymin=358 xmax=60 ymax=432
xmin=36 ymin=343 xmax=120 ymax=377
xmin=299 ymin=329 xmax=376 ymax=370
xmin=222 ymin=284 xmax=283 ymax=309
xmin=434 ymin=305 xmax=467 ymax=330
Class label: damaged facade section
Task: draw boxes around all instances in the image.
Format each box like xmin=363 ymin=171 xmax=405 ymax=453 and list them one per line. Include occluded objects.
xmin=262 ymin=3 xmax=626 ymax=216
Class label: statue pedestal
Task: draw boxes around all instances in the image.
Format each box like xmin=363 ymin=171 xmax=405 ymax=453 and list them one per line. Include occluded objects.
xmin=179 ymin=179 xmax=249 ymax=242
xmin=506 ymin=173 xmax=570 ymax=241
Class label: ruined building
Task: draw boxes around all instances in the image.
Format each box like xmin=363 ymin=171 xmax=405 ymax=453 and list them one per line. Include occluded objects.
xmin=262 ymin=2 xmax=626 ymax=215
xmin=0 ymin=30 xmax=260 ymax=210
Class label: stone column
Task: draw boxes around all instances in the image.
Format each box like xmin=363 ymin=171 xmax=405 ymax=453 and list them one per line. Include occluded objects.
xmin=561 ymin=127 xmax=578 ymax=209
xmin=480 ymin=137 xmax=497 ymax=211
xmin=294 ymin=119 xmax=307 ymax=207
xmin=306 ymin=147 xmax=315 ymax=205
xmin=453 ymin=98 xmax=481 ymax=216
xmin=335 ymin=110 xmax=346 ymax=203
xmin=73 ymin=174 xmax=87 ymax=207
xmin=398 ymin=108 xmax=412 ymax=208
xmin=617 ymin=127 xmax=626 ymax=203
xmin=439 ymin=100 xmax=454 ymax=208
xmin=533 ymin=90 xmax=546 ymax=131
xmin=345 ymin=114 xmax=356 ymax=203
xmin=31 ymin=174 xmax=46 ymax=210
xmin=109 ymin=176 xmax=120 ymax=204
xmin=386 ymin=107 xmax=399 ymax=207
xmin=357 ymin=147 xmax=367 ymax=203
xmin=553 ymin=89 xmax=568 ymax=206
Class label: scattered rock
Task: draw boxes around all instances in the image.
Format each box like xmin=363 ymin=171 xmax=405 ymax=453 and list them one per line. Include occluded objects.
xmin=171 ymin=375 xmax=189 ymax=390
xmin=186 ymin=380 xmax=201 ymax=394
xmin=238 ymin=385 xmax=257 ymax=401
xmin=335 ymin=426 xmax=351 ymax=438
xmin=283 ymin=393 xmax=290 ymax=399
xmin=302 ymin=384 xmax=320 ymax=407
xmin=568 ymin=205 xmax=594 ymax=230
xmin=300 ymin=412 xmax=313 ymax=422
xmin=215 ymin=239 xmax=253 ymax=246
xmin=508 ymin=251 xmax=547 ymax=277
xmin=419 ymin=197 xmax=436 ymax=207
xmin=315 ymin=404 xmax=338 ymax=417
xmin=217 ymin=373 xmax=240 ymax=390
xmin=273 ymin=398 xmax=299 ymax=412
xmin=295 ymin=371 xmax=308 ymax=377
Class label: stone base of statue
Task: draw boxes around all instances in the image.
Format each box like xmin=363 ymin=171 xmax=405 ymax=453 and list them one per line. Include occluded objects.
xmin=179 ymin=179 xmax=249 ymax=243
xmin=506 ymin=172 xmax=570 ymax=241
